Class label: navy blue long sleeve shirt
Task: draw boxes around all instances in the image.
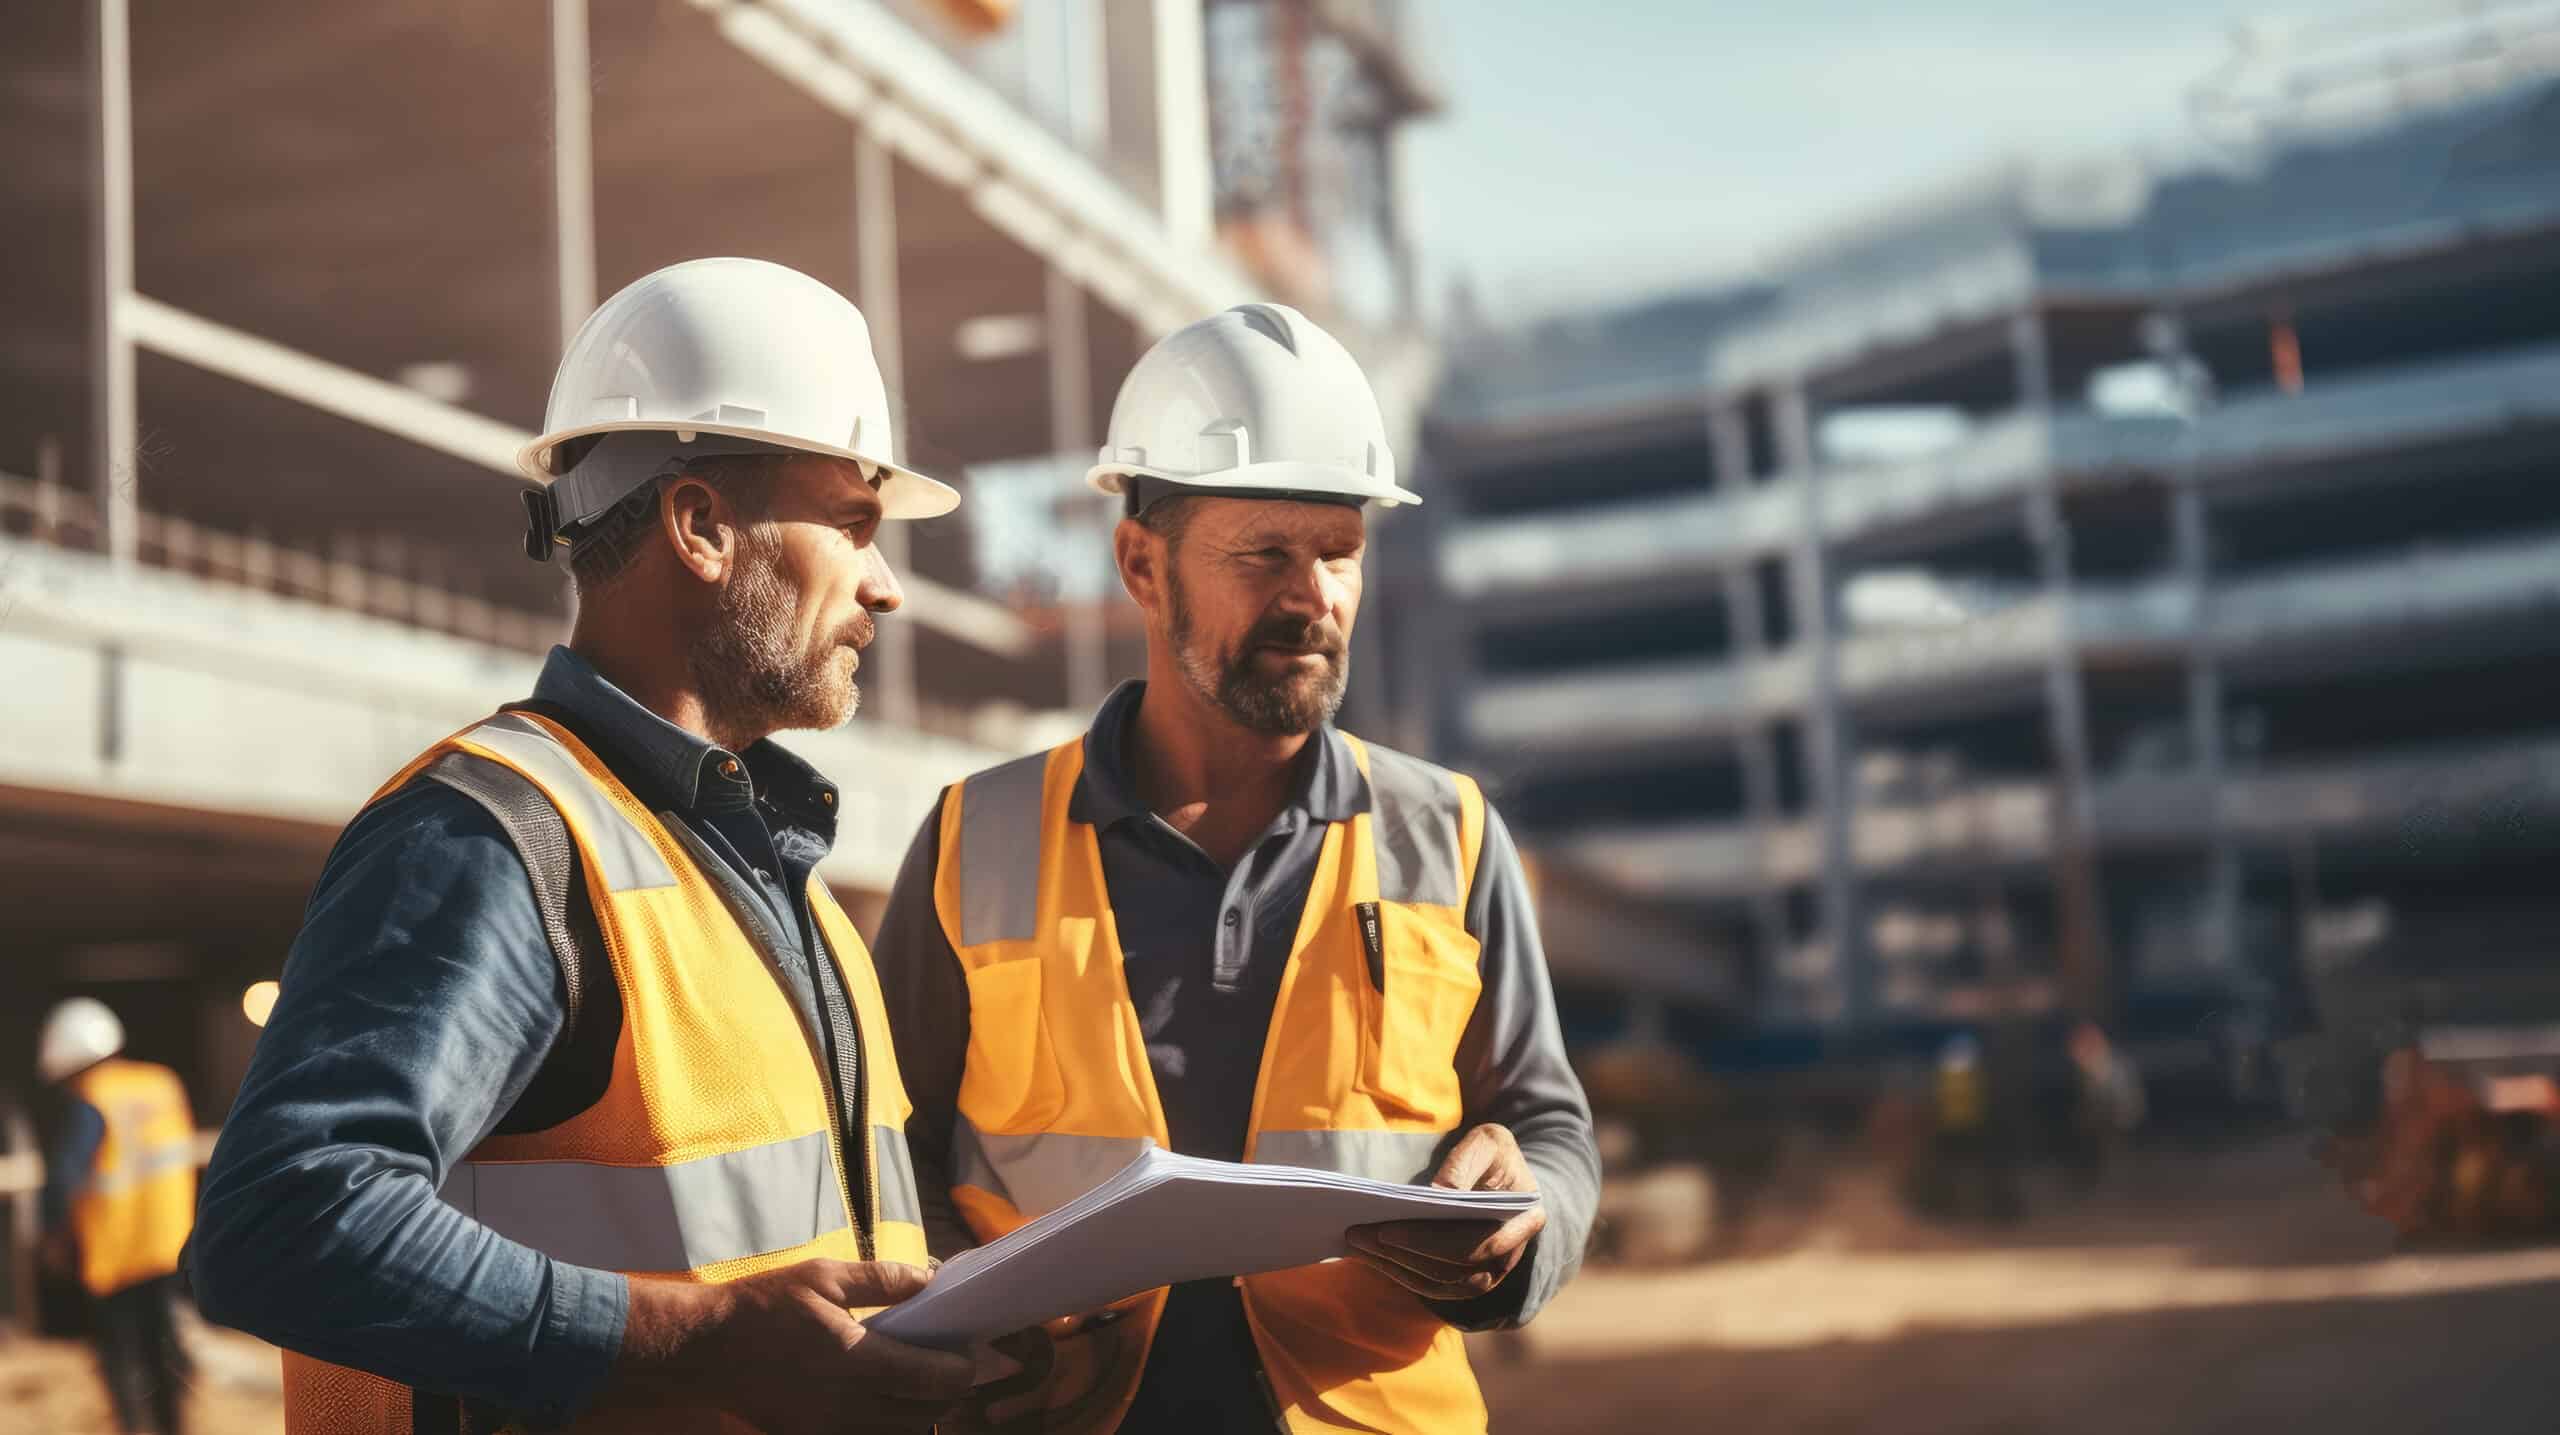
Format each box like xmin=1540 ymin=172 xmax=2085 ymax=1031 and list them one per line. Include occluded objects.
xmin=41 ymin=1097 xmax=106 ymax=1233
xmin=189 ymin=647 xmax=857 ymax=1426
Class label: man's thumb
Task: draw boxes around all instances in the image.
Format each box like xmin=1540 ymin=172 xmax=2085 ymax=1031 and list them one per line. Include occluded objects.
xmin=819 ymin=1259 xmax=935 ymax=1308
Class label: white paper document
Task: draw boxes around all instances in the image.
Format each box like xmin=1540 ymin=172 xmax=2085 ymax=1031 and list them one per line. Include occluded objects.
xmin=864 ymin=1144 xmax=1540 ymax=1351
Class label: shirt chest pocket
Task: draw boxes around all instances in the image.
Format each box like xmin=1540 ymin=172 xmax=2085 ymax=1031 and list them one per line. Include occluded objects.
xmin=1353 ymin=900 xmax=1484 ymax=1124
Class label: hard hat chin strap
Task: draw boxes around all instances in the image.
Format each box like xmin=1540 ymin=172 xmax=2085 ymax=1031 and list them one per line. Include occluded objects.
xmin=523 ymin=487 xmax=566 ymax=562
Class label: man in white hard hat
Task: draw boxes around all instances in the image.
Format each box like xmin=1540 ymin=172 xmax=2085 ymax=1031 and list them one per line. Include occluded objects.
xmin=873 ymin=303 xmax=1599 ymax=1433
xmin=38 ymin=997 xmax=198 ymax=1435
xmin=190 ymin=258 xmax=970 ymax=1434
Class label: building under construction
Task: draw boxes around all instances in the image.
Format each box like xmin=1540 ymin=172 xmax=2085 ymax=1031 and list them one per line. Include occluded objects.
xmin=0 ymin=0 xmax=1443 ymax=1139
xmin=1412 ymin=28 xmax=2560 ymax=1079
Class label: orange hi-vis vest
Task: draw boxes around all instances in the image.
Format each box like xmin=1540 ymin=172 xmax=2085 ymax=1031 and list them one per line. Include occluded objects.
xmin=934 ymin=731 xmax=1492 ymax=1435
xmin=65 ymin=1057 xmax=196 ymax=1297
xmin=282 ymin=710 xmax=929 ymax=1435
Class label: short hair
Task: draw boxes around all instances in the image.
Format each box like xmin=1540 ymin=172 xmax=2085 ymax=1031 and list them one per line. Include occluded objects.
xmin=1131 ymin=491 xmax=1201 ymax=553
xmin=567 ymin=453 xmax=781 ymax=595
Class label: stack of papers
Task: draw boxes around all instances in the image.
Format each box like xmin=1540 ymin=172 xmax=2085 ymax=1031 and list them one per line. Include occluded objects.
xmin=865 ymin=1144 xmax=1539 ymax=1351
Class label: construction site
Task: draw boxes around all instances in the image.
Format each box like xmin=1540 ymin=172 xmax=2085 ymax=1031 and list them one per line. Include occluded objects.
xmin=7 ymin=0 xmax=2560 ymax=1431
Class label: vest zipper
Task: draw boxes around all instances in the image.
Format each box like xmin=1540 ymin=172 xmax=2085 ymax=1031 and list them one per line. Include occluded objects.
xmin=661 ymin=823 xmax=874 ymax=1259
xmin=849 ymin=984 xmax=878 ymax=1262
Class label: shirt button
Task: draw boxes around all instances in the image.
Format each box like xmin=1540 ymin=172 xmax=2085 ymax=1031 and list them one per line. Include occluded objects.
xmin=719 ymin=758 xmax=743 ymax=779
xmin=1222 ymin=909 xmax=1241 ymax=928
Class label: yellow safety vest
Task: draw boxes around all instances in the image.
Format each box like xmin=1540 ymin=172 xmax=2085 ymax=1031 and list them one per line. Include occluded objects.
xmin=283 ymin=710 xmax=928 ymax=1435
xmin=934 ymin=732 xmax=1490 ymax=1435
xmin=65 ymin=1057 xmax=195 ymax=1297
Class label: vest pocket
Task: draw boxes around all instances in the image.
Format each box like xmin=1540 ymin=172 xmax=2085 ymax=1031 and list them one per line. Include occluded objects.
xmin=1359 ymin=903 xmax=1484 ymax=1124
xmin=959 ymin=958 xmax=1067 ymax=1134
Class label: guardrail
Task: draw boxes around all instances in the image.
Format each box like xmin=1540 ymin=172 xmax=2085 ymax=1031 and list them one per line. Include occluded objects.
xmin=0 ymin=534 xmax=1009 ymax=893
xmin=1562 ymin=733 xmax=2560 ymax=903
xmin=0 ymin=471 xmax=562 ymax=654
xmin=1441 ymin=342 xmax=2560 ymax=604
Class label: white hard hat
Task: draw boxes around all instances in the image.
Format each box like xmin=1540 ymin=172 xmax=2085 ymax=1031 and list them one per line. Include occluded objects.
xmin=1086 ymin=303 xmax=1419 ymax=509
xmin=38 ymin=998 xmax=124 ymax=1084
xmin=519 ymin=257 xmax=959 ymax=554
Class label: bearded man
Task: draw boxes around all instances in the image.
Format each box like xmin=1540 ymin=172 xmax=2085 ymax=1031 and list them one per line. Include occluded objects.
xmin=872 ymin=304 xmax=1598 ymax=1434
xmin=189 ymin=259 xmax=971 ymax=1435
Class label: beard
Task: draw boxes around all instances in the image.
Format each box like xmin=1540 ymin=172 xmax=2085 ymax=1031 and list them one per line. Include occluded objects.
xmin=1167 ymin=568 xmax=1349 ymax=737
xmin=691 ymin=532 xmax=867 ymax=741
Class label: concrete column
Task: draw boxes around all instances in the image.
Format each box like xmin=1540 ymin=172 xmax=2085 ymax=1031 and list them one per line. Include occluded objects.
xmin=2014 ymin=309 xmax=2112 ymax=1018
xmin=1708 ymin=400 xmax=1793 ymax=1015
xmin=855 ymin=126 xmax=920 ymax=729
xmin=550 ymin=0 xmax=597 ymax=347
xmin=90 ymin=0 xmax=137 ymax=569
xmin=1150 ymin=0 xmax=1212 ymax=248
xmin=1048 ymin=265 xmax=1106 ymax=712
xmin=1773 ymin=381 xmax=1867 ymax=1027
xmin=2159 ymin=311 xmax=2239 ymax=975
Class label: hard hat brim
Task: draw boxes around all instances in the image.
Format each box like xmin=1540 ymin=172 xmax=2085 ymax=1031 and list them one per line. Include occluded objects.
xmin=1085 ymin=459 xmax=1420 ymax=509
xmin=521 ymin=421 xmax=961 ymax=521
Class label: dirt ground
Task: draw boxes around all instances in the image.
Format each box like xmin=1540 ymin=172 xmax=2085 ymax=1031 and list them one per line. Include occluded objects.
xmin=6 ymin=1134 xmax=2555 ymax=1433
xmin=0 ymin=1311 xmax=279 ymax=1435
xmin=1469 ymin=1134 xmax=2560 ymax=1433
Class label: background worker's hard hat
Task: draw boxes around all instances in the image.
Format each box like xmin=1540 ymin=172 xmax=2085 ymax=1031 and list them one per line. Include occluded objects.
xmin=519 ymin=257 xmax=960 ymax=540
xmin=38 ymin=997 xmax=125 ymax=1084
xmin=1086 ymin=303 xmax=1420 ymax=509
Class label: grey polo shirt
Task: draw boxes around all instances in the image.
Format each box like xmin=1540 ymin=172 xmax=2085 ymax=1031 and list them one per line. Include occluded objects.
xmin=871 ymin=680 xmax=1598 ymax=1431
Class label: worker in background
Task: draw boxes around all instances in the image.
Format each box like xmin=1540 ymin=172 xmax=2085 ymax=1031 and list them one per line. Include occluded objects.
xmin=187 ymin=259 xmax=971 ymax=1435
xmin=38 ymin=997 xmax=196 ymax=1435
xmin=1930 ymin=1031 xmax=2023 ymax=1224
xmin=2066 ymin=1019 xmax=2146 ymax=1191
xmin=875 ymin=303 xmax=1601 ymax=1434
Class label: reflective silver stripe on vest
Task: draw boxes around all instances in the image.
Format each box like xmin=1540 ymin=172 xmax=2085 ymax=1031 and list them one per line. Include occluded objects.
xmin=1362 ymin=744 xmax=1466 ymax=908
xmin=442 ymin=1130 xmax=844 ymax=1273
xmin=1251 ymin=1129 xmax=1446 ymax=1186
xmin=89 ymin=1139 xmax=197 ymax=1197
xmin=956 ymin=751 xmax=1049 ymax=946
xmin=873 ymin=1123 xmax=923 ymax=1227
xmin=462 ymin=714 xmax=677 ymax=892
xmin=951 ymin=1118 xmax=1149 ymax=1220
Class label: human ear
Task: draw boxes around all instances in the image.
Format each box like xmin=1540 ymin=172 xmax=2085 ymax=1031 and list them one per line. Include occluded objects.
xmin=662 ymin=476 xmax=735 ymax=584
xmin=1114 ymin=517 xmax=1163 ymax=615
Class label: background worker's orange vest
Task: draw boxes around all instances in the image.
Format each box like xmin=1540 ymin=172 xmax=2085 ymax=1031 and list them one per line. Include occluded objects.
xmin=282 ymin=711 xmax=928 ymax=1435
xmin=65 ymin=1057 xmax=196 ymax=1297
xmin=935 ymin=733 xmax=1491 ymax=1435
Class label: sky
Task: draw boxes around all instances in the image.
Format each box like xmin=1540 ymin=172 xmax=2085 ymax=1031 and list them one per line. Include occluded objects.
xmin=1401 ymin=0 xmax=2299 ymax=316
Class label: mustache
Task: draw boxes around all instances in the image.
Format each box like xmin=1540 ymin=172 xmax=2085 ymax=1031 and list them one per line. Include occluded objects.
xmin=836 ymin=608 xmax=878 ymax=651
xmin=1243 ymin=616 xmax=1345 ymax=659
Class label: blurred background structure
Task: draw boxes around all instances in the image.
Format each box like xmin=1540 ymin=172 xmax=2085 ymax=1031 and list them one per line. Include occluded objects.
xmin=1404 ymin=8 xmax=2560 ymax=1094
xmin=9 ymin=0 xmax=2560 ymax=1430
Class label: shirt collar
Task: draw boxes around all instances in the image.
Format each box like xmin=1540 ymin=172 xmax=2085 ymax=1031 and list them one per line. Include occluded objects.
xmin=1070 ymin=679 xmax=1368 ymax=829
xmin=528 ymin=646 xmax=842 ymax=836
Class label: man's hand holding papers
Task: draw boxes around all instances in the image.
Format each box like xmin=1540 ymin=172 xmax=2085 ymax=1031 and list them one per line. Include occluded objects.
xmin=1344 ymin=1122 xmax=1548 ymax=1300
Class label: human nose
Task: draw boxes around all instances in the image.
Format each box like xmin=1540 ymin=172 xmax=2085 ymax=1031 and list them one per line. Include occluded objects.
xmin=859 ymin=541 xmax=904 ymax=614
xmin=1271 ymin=557 xmax=1339 ymax=623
